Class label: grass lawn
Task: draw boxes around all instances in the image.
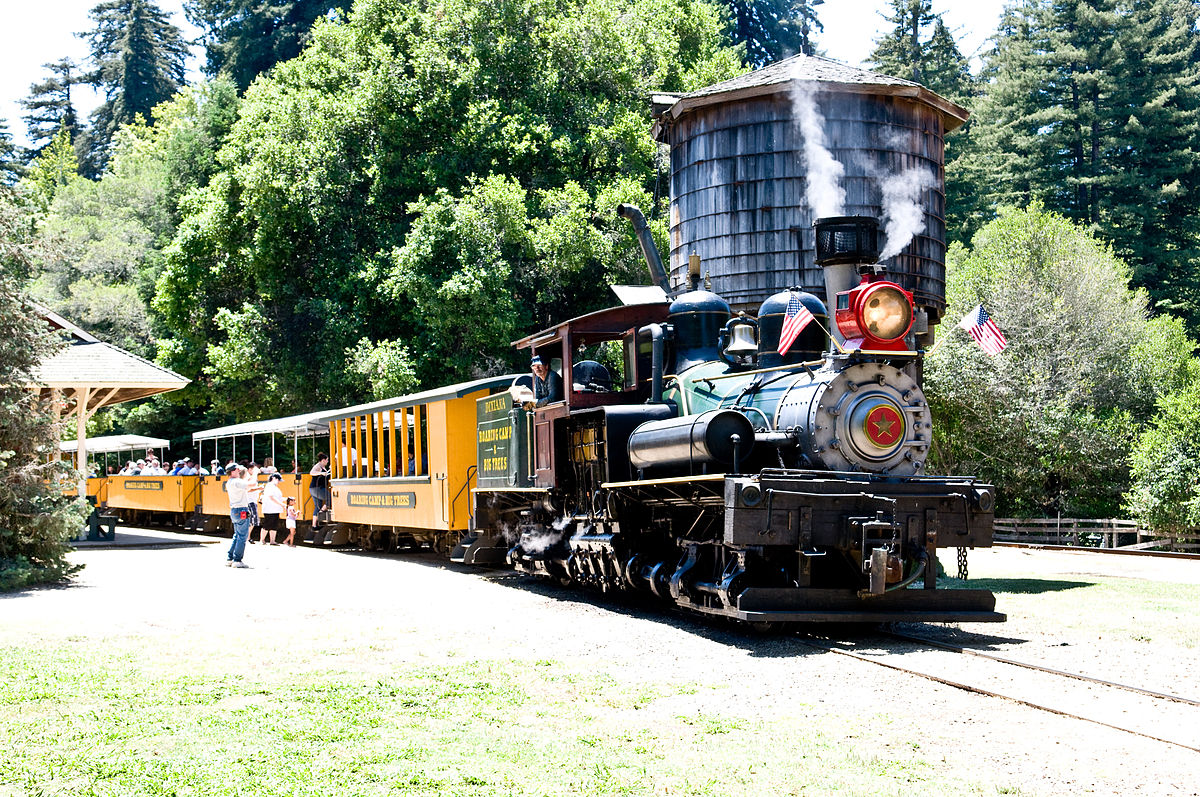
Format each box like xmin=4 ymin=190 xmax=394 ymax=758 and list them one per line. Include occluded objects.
xmin=7 ymin=544 xmax=1194 ymax=796
xmin=0 ymin=634 xmax=991 ymax=796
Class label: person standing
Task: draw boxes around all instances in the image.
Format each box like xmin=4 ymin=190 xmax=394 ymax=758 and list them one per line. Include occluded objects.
xmin=283 ymin=497 xmax=299 ymax=547
xmin=309 ymin=453 xmax=330 ymax=529
xmin=258 ymin=474 xmax=286 ymax=545
xmin=225 ymin=465 xmax=262 ymax=568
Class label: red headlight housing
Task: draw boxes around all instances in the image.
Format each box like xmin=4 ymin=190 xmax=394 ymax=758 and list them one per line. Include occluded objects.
xmin=834 ymin=279 xmax=914 ymax=351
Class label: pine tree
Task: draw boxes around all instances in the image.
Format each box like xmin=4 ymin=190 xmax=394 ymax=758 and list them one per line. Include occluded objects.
xmin=0 ymin=120 xmax=23 ymax=186
xmin=83 ymin=0 xmax=190 ymax=166
xmin=19 ymin=59 xmax=82 ymax=158
xmin=728 ymin=0 xmax=824 ymax=67
xmin=1104 ymin=0 xmax=1200 ymax=317
xmin=184 ymin=1 xmax=352 ymax=91
xmin=868 ymin=0 xmax=936 ymax=85
xmin=967 ymin=0 xmax=1200 ymax=325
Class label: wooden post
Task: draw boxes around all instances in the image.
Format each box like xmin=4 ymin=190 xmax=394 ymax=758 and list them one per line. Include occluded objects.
xmin=388 ymin=410 xmax=397 ymax=477
xmin=399 ymin=410 xmax=409 ymax=476
xmin=365 ymin=413 xmax=375 ymax=478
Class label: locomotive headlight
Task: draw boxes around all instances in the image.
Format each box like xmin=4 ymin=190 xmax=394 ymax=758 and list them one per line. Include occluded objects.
xmin=860 ymin=286 xmax=912 ymax=342
xmin=834 ymin=279 xmax=916 ymax=351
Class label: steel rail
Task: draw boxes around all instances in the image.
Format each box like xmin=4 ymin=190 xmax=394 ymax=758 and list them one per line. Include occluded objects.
xmin=882 ymin=630 xmax=1200 ymax=706
xmin=993 ymin=541 xmax=1200 ymax=560
xmin=797 ymin=637 xmax=1200 ymax=754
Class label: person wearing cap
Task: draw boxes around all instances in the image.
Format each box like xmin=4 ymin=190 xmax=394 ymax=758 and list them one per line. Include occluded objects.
xmin=180 ymin=458 xmax=198 ymax=476
xmin=258 ymin=473 xmax=286 ymax=545
xmin=530 ymin=354 xmax=562 ymax=407
xmin=225 ymin=465 xmax=263 ymax=568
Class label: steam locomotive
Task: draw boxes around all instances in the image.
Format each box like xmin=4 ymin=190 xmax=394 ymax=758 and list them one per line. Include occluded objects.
xmin=462 ymin=213 xmax=1002 ymax=624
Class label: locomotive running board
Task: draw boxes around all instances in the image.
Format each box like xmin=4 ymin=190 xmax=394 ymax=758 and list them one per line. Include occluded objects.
xmin=695 ymin=587 xmax=1004 ymax=624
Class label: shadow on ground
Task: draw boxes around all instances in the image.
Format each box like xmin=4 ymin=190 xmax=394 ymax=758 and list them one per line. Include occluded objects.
xmin=963 ymin=577 xmax=1092 ymax=595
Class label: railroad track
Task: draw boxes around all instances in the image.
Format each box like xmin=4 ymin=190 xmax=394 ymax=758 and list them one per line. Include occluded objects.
xmin=799 ymin=629 xmax=1200 ymax=753
xmin=993 ymin=542 xmax=1200 ymax=560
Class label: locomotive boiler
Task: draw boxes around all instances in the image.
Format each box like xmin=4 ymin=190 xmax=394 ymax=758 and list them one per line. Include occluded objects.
xmin=464 ymin=213 xmax=1001 ymax=624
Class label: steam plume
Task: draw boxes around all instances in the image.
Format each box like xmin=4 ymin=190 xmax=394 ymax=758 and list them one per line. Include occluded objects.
xmin=878 ymin=165 xmax=935 ymax=260
xmin=791 ymin=79 xmax=845 ymax=218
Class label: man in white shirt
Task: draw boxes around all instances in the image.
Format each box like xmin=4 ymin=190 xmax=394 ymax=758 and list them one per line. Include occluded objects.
xmin=225 ymin=465 xmax=262 ymax=568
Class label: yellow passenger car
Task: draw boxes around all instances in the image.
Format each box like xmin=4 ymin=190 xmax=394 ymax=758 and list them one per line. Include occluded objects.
xmin=105 ymin=475 xmax=200 ymax=515
xmin=316 ymin=375 xmax=516 ymax=552
xmin=191 ymin=411 xmax=330 ymax=533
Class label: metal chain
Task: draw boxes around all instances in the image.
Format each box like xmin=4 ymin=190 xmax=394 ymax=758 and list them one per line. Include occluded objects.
xmin=956 ymin=547 xmax=969 ymax=580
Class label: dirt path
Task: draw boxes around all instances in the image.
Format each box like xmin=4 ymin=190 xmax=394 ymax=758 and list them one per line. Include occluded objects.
xmin=3 ymin=539 xmax=1198 ymax=795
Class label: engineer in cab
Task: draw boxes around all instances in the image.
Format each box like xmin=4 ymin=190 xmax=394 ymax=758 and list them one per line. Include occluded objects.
xmin=509 ymin=353 xmax=562 ymax=408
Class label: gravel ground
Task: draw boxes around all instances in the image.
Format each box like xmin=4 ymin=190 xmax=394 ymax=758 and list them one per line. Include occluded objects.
xmin=3 ymin=537 xmax=1198 ymax=795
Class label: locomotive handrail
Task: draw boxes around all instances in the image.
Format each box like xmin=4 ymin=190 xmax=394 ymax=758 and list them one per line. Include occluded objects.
xmin=692 ymin=359 xmax=824 ymax=382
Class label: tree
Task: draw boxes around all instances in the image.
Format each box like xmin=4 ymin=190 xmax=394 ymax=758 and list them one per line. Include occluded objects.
xmin=83 ymin=0 xmax=190 ymax=167
xmin=963 ymin=0 xmax=1200 ymax=326
xmin=155 ymin=0 xmax=743 ymax=417
xmin=926 ymin=205 xmax=1195 ymax=517
xmin=19 ymin=58 xmax=83 ymax=158
xmin=20 ymin=82 xmax=241 ymax=445
xmin=0 ymin=120 xmax=23 ymax=186
xmin=0 ymin=188 xmax=88 ymax=591
xmin=728 ymin=0 xmax=823 ymax=67
xmin=184 ymin=0 xmax=353 ymax=92
xmin=868 ymin=0 xmax=936 ymax=86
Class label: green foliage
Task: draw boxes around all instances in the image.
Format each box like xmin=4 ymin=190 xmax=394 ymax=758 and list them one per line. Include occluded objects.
xmin=1124 ymin=368 xmax=1200 ymax=536
xmin=345 ymin=337 xmax=419 ymax=401
xmin=22 ymin=128 xmax=80 ymax=214
xmin=83 ymin=0 xmax=190 ymax=168
xmin=962 ymin=0 xmax=1200 ymax=325
xmin=0 ymin=189 xmax=87 ymax=591
xmin=156 ymin=0 xmax=742 ymax=415
xmin=184 ymin=0 xmax=354 ymax=92
xmin=926 ymin=205 xmax=1193 ymax=517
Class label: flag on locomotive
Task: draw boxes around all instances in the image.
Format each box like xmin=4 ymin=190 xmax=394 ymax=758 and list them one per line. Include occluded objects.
xmin=958 ymin=304 xmax=1008 ymax=355
xmin=777 ymin=291 xmax=816 ymax=356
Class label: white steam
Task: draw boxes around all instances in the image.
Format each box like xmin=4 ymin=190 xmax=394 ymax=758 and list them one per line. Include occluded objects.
xmin=878 ymin=165 xmax=935 ymax=260
xmin=791 ymin=81 xmax=845 ymax=218
xmin=789 ymin=71 xmax=937 ymax=261
xmin=512 ymin=515 xmax=573 ymax=555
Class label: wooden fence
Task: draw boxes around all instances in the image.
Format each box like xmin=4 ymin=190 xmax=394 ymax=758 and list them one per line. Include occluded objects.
xmin=992 ymin=518 xmax=1200 ymax=552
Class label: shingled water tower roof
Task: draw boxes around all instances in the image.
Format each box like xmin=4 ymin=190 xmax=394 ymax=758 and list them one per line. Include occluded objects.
xmin=652 ymin=54 xmax=969 ymax=139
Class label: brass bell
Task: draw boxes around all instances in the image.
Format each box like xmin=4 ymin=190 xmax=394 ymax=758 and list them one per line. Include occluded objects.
xmin=724 ymin=320 xmax=759 ymax=357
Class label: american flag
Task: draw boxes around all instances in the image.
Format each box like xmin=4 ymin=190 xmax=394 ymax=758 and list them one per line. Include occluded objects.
xmin=777 ymin=292 xmax=815 ymax=356
xmin=957 ymin=304 xmax=1007 ymax=355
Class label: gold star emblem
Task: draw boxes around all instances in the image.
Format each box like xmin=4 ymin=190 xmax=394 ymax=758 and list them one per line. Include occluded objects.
xmin=872 ymin=416 xmax=895 ymax=437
